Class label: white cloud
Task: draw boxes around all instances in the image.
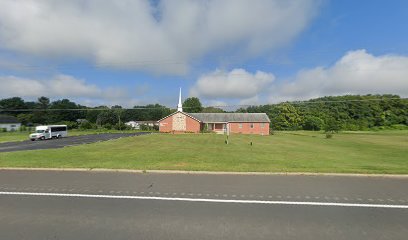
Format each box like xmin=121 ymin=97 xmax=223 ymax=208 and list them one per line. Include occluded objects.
xmin=239 ymin=95 xmax=260 ymax=105
xmin=192 ymin=50 xmax=408 ymax=104
xmin=206 ymin=100 xmax=228 ymax=107
xmin=270 ymin=49 xmax=408 ymax=102
xmin=190 ymin=68 xmax=275 ymax=99
xmin=0 ymin=0 xmax=319 ymax=74
xmin=0 ymin=75 xmax=101 ymax=98
xmin=0 ymin=74 xmax=140 ymax=107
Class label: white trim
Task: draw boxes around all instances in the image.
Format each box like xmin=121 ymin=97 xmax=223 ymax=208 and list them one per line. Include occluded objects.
xmin=0 ymin=191 xmax=407 ymax=209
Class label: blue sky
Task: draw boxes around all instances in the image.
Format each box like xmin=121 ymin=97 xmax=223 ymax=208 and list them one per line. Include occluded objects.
xmin=0 ymin=0 xmax=407 ymax=108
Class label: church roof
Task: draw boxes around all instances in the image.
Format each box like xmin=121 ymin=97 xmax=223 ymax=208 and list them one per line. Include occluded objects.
xmin=187 ymin=113 xmax=270 ymax=123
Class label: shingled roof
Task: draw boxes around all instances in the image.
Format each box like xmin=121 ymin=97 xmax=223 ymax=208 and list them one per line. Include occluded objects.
xmin=187 ymin=113 xmax=270 ymax=123
xmin=0 ymin=115 xmax=20 ymax=124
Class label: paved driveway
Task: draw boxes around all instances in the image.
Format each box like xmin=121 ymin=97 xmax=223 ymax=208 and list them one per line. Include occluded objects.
xmin=0 ymin=132 xmax=150 ymax=152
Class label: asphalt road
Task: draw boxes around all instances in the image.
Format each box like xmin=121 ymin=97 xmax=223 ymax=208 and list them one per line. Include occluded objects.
xmin=0 ymin=170 xmax=407 ymax=239
xmin=0 ymin=132 xmax=150 ymax=152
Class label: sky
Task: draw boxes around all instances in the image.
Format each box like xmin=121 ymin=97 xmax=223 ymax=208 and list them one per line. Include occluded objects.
xmin=0 ymin=0 xmax=408 ymax=108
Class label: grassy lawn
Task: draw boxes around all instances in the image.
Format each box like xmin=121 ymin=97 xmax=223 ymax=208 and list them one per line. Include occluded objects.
xmin=0 ymin=131 xmax=407 ymax=174
xmin=0 ymin=129 xmax=143 ymax=143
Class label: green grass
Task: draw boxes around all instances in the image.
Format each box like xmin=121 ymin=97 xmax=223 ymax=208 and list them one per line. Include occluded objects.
xmin=0 ymin=129 xmax=144 ymax=143
xmin=1 ymin=130 xmax=407 ymax=174
xmin=0 ymin=131 xmax=28 ymax=143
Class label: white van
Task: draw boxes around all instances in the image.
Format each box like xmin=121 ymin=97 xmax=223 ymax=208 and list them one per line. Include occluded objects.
xmin=29 ymin=125 xmax=68 ymax=141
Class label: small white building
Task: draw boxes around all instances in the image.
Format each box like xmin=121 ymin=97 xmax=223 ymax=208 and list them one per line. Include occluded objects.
xmin=0 ymin=115 xmax=21 ymax=131
xmin=125 ymin=121 xmax=159 ymax=129
xmin=125 ymin=121 xmax=140 ymax=129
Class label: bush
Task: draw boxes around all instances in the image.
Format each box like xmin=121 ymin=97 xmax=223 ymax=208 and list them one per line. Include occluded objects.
xmin=19 ymin=125 xmax=27 ymax=132
xmin=370 ymin=124 xmax=408 ymax=131
xmin=79 ymin=121 xmax=94 ymax=130
xmin=114 ymin=122 xmax=128 ymax=130
xmin=389 ymin=124 xmax=408 ymax=130
xmin=103 ymin=123 xmax=113 ymax=130
xmin=140 ymin=124 xmax=157 ymax=131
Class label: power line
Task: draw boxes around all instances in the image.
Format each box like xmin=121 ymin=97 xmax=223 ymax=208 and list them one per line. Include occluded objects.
xmin=1 ymin=97 xmax=406 ymax=112
xmin=0 ymin=106 xmax=201 ymax=112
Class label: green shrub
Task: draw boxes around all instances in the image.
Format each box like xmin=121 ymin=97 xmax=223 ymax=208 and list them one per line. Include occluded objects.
xmin=114 ymin=122 xmax=128 ymax=130
xmin=140 ymin=124 xmax=158 ymax=131
xmin=19 ymin=125 xmax=27 ymax=132
xmin=79 ymin=121 xmax=94 ymax=130
xmin=389 ymin=124 xmax=408 ymax=130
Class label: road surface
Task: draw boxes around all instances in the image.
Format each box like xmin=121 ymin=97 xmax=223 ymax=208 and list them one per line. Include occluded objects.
xmin=0 ymin=132 xmax=150 ymax=152
xmin=0 ymin=170 xmax=407 ymax=239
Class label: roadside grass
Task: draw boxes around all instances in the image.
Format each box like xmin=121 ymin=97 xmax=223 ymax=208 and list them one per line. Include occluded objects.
xmin=0 ymin=130 xmax=407 ymax=174
xmin=0 ymin=132 xmax=28 ymax=143
xmin=0 ymin=129 xmax=147 ymax=143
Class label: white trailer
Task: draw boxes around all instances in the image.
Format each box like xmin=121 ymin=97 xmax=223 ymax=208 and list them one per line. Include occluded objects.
xmin=29 ymin=125 xmax=68 ymax=141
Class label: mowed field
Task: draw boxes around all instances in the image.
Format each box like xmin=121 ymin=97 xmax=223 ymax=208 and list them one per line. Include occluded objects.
xmin=0 ymin=131 xmax=407 ymax=174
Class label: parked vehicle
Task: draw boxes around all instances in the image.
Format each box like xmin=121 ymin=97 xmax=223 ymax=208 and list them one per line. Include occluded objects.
xmin=29 ymin=125 xmax=68 ymax=141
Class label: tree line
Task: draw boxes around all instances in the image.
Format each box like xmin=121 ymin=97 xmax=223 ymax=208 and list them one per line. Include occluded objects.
xmin=237 ymin=94 xmax=408 ymax=131
xmin=0 ymin=94 xmax=407 ymax=131
xmin=0 ymin=96 xmax=213 ymax=130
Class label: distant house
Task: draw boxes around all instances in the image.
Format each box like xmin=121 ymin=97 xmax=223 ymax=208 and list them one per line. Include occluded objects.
xmin=0 ymin=115 xmax=21 ymax=131
xmin=125 ymin=121 xmax=159 ymax=130
xmin=157 ymin=89 xmax=270 ymax=135
xmin=76 ymin=119 xmax=88 ymax=124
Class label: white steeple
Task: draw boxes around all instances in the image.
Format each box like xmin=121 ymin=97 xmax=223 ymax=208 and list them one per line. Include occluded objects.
xmin=177 ymin=88 xmax=183 ymax=112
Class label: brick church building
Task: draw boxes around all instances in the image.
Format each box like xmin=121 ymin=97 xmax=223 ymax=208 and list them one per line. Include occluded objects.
xmin=158 ymin=90 xmax=270 ymax=135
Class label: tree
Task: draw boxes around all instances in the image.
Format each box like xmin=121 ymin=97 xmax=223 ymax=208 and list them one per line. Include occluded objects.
xmin=48 ymin=99 xmax=84 ymax=123
xmin=30 ymin=96 xmax=51 ymax=124
xmin=303 ymin=116 xmax=324 ymax=131
xmin=112 ymin=106 xmax=124 ymax=130
xmin=17 ymin=113 xmax=34 ymax=125
xmin=269 ymin=103 xmax=303 ymax=130
xmin=0 ymin=97 xmax=26 ymax=110
xmin=324 ymin=118 xmax=341 ymax=133
xmin=0 ymin=97 xmax=27 ymax=116
xmin=183 ymin=97 xmax=203 ymax=113
xmin=96 ymin=110 xmax=118 ymax=126
xmin=111 ymin=105 xmax=122 ymax=109
xmin=202 ymin=106 xmax=225 ymax=113
xmin=130 ymin=104 xmax=172 ymax=121
xmin=37 ymin=96 xmax=50 ymax=109
xmin=86 ymin=106 xmax=109 ymax=124
xmin=145 ymin=104 xmax=172 ymax=120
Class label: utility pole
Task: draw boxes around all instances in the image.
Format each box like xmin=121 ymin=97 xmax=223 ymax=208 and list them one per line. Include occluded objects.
xmin=118 ymin=113 xmax=121 ymax=131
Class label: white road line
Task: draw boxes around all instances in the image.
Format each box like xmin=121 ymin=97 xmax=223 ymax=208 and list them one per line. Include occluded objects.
xmin=0 ymin=191 xmax=407 ymax=209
